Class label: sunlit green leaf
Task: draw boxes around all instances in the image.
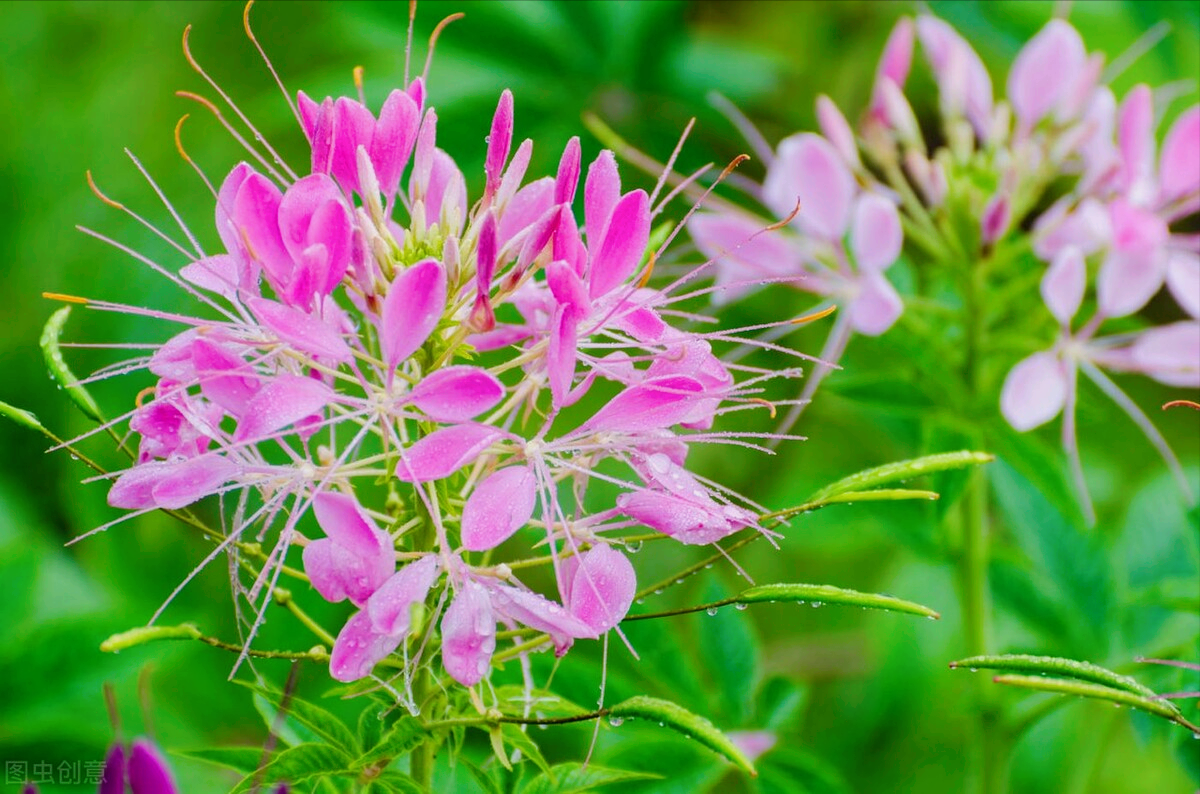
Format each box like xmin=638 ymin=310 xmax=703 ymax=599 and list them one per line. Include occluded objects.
xmin=40 ymin=305 xmax=103 ymax=422
xmin=175 ymin=746 xmax=264 ymax=775
xmin=354 ymin=717 xmax=427 ymax=771
xmin=231 ymin=743 xmax=352 ymax=793
xmin=519 ymin=762 xmax=660 ymax=794
xmin=0 ymin=400 xmax=46 ymax=434
xmin=807 ymin=451 xmax=993 ymax=502
xmin=738 ymin=583 xmax=941 ymax=620
xmin=989 ymin=674 xmax=1193 ymax=729
xmin=501 ymin=723 xmax=553 ymax=778
xmin=606 ymin=695 xmax=755 ymax=775
xmin=949 ymin=654 xmax=1159 ymax=698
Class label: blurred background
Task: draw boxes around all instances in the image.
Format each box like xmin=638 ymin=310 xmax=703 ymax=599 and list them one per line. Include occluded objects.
xmin=1 ymin=1 xmax=1197 ymax=792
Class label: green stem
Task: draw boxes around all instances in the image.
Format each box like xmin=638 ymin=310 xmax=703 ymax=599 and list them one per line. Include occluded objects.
xmin=410 ymin=665 xmax=435 ymax=789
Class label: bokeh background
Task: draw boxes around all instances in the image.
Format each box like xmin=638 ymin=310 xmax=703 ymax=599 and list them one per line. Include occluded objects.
xmin=1 ymin=1 xmax=1198 ymax=792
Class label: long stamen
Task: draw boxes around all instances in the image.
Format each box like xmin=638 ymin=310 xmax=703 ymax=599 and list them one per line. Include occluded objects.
xmin=176 ymin=91 xmax=289 ymax=185
xmin=421 ymin=13 xmax=465 ymax=85
xmin=242 ymin=0 xmax=302 ymax=127
xmin=86 ymin=170 xmax=197 ymax=260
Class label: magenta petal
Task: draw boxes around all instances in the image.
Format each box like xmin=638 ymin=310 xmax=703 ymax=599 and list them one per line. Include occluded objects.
xmin=1159 ymin=106 xmax=1200 ymax=204
xmin=441 ymin=580 xmax=496 ymax=686
xmin=99 ymin=742 xmax=127 ymax=794
xmin=1041 ymin=245 xmax=1086 ymax=326
xmin=234 ymin=374 xmax=333 ymax=442
xmin=850 ymin=193 xmax=902 ymax=272
xmin=248 ymin=298 xmax=353 ymax=363
xmin=616 ymin=490 xmax=736 ymax=546
xmin=232 ymin=173 xmax=291 ymax=285
xmin=1008 ymin=19 xmax=1086 ymax=129
xmin=150 ymin=454 xmax=238 ymax=509
xmin=461 ymin=466 xmax=538 ymax=552
xmin=1166 ymin=250 xmax=1200 ymax=318
xmin=495 ymin=139 xmax=534 ymax=210
xmin=588 ymin=189 xmax=651 ymax=299
xmin=191 ymin=339 xmax=259 ymax=416
xmin=128 ymin=739 xmax=178 ymax=794
xmin=764 ymin=133 xmax=855 ymax=239
xmin=367 ymin=555 xmax=440 ymax=635
xmin=411 ymin=110 xmax=438 ymax=198
xmin=476 ymin=211 xmax=498 ymax=300
xmin=555 ymin=136 xmax=582 ymax=205
xmin=563 ymin=544 xmax=636 ymax=634
xmin=584 ymin=150 xmax=621 ymax=244
xmin=331 ymin=97 xmax=375 ymax=194
xmin=580 ymin=375 xmax=705 ymax=433
xmin=546 ymin=259 xmax=590 ymax=313
xmin=395 ymin=425 xmax=502 ymax=483
xmin=1131 ymin=321 xmax=1200 ymax=388
xmin=849 ymin=272 xmax=902 ymax=336
xmin=485 ymin=89 xmax=514 ymax=196
xmin=302 ymin=539 xmax=348 ymax=602
xmin=498 ymin=177 xmax=554 ymax=251
xmin=1118 ymin=84 xmax=1155 ymax=199
xmin=1097 ymin=200 xmax=1168 ymax=318
xmin=329 ymin=609 xmax=403 ymax=683
xmin=816 ymin=95 xmax=861 ymax=169
xmin=490 ymin=583 xmax=595 ymax=648
xmin=108 ymin=462 xmax=172 ymax=509
xmin=548 ymin=305 xmax=579 ymax=408
xmin=181 ymin=254 xmax=241 ymax=300
xmin=1000 ymin=352 xmax=1069 ymax=431
xmin=297 ymin=91 xmax=321 ymax=141
xmin=371 ymin=89 xmax=421 ymax=197
xmin=876 ymin=17 xmax=915 ymax=90
xmin=313 ymin=491 xmax=387 ymax=559
xmin=380 ymin=258 xmax=447 ymax=369
xmin=409 ymin=366 xmax=504 ymax=422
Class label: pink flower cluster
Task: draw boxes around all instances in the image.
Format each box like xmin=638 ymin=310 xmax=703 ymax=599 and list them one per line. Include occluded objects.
xmin=82 ymin=43 xmax=797 ymax=697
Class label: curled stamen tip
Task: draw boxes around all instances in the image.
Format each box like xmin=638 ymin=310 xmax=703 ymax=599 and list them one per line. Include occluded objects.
xmin=1163 ymin=399 xmax=1200 ymax=411
xmin=747 ymin=397 xmax=777 ymax=419
xmin=637 ymin=251 xmax=656 ymax=288
xmin=135 ymin=385 xmax=156 ymax=408
xmin=791 ymin=305 xmax=837 ymax=325
xmin=42 ymin=292 xmax=90 ymax=305
xmin=86 ymin=171 xmax=126 ymax=210
xmin=174 ymin=115 xmax=195 ymax=164
xmin=243 ymin=0 xmax=257 ymax=37
xmin=766 ymin=198 xmax=803 ymax=232
xmin=353 ymin=65 xmax=365 ymax=92
xmin=176 ymin=90 xmax=221 ymax=116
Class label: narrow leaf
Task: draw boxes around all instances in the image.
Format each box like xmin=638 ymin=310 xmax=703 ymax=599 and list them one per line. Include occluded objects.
xmin=606 ymin=695 xmax=755 ymax=776
xmin=738 ymin=583 xmax=940 ymax=619
xmin=231 ymin=744 xmax=351 ymax=793
xmin=808 ymin=451 xmax=993 ymax=502
xmin=520 ymin=762 xmax=660 ymax=794
xmin=175 ymin=746 xmax=264 ymax=774
xmin=463 ymin=757 xmax=504 ymax=794
xmin=768 ymin=489 xmax=940 ymax=519
xmin=99 ymin=623 xmax=201 ymax=652
xmin=0 ymin=400 xmax=46 ymax=433
xmin=41 ymin=306 xmax=104 ymax=422
xmin=990 ymin=674 xmax=1194 ymax=728
xmin=248 ymin=685 xmax=358 ymax=753
xmin=501 ymin=723 xmax=553 ymax=778
xmin=949 ymin=654 xmax=1159 ymax=698
xmin=371 ymin=770 xmax=426 ymax=793
xmin=353 ymin=717 xmax=426 ymax=770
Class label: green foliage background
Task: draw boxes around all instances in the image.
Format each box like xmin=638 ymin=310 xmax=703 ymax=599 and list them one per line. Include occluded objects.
xmin=0 ymin=1 xmax=1197 ymax=792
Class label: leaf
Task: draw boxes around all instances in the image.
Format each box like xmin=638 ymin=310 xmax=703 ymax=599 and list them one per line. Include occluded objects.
xmin=806 ymin=451 xmax=993 ymax=503
xmin=463 ymin=757 xmax=504 ymax=794
xmin=948 ymin=654 xmax=1160 ymax=699
xmin=0 ymin=400 xmax=46 ymax=434
xmin=492 ymin=686 xmax=588 ymax=719
xmin=605 ymin=695 xmax=755 ymax=776
xmin=353 ymin=717 xmax=427 ymax=771
xmin=174 ymin=746 xmax=265 ymax=774
xmin=501 ymin=723 xmax=553 ymax=778
xmin=697 ymin=580 xmax=759 ymax=724
xmin=370 ymin=770 xmax=426 ymax=793
xmin=99 ymin=623 xmax=201 ymax=652
xmin=989 ymin=674 xmax=1194 ymax=729
xmin=246 ymin=685 xmax=359 ymax=754
xmin=737 ymin=583 xmax=941 ymax=620
xmin=519 ymin=762 xmax=660 ymax=794
xmin=40 ymin=305 xmax=103 ymax=422
xmin=231 ymin=743 xmax=352 ymax=793
xmin=358 ymin=704 xmax=387 ymax=755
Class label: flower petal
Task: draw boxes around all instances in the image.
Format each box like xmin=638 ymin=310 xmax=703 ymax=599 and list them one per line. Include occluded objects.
xmin=329 ymin=609 xmax=403 ymax=683
xmin=380 ymin=258 xmax=447 ymax=369
xmin=1097 ymin=199 xmax=1168 ymax=318
xmin=1000 ymin=352 xmax=1068 ymax=431
xmin=1159 ymin=106 xmax=1200 ymax=205
xmin=395 ymin=425 xmax=503 ymax=483
xmin=1166 ymin=250 xmax=1200 ymax=318
xmin=562 ymin=544 xmax=636 ymax=634
xmin=850 ymin=193 xmax=902 ymax=271
xmin=555 ymin=136 xmax=582 ymax=205
xmin=312 ymin=491 xmax=388 ymax=559
xmin=371 ymin=89 xmax=421 ymax=197
xmin=485 ymin=90 xmax=514 ymax=197
xmin=367 ymin=555 xmax=441 ymax=635
xmin=589 ymin=189 xmax=651 ymax=299
xmin=461 ymin=466 xmax=538 ymax=552
xmin=441 ymin=580 xmax=496 ymax=686
xmin=234 ymin=374 xmax=333 ymax=442
xmin=1041 ymin=245 xmax=1086 ymax=326
xmin=128 ymin=739 xmax=178 ymax=794
xmin=763 ymin=133 xmax=855 ymax=239
xmin=584 ymin=150 xmax=621 ymax=245
xmin=1131 ymin=321 xmax=1200 ymax=388
xmin=150 ymin=454 xmax=238 ymax=510
xmin=248 ymin=297 xmax=353 ymax=363
xmin=849 ymin=272 xmax=903 ymax=336
xmin=409 ymin=366 xmax=504 ymax=422
xmin=1008 ymin=19 xmax=1086 ymax=129
xmin=580 ymin=376 xmax=705 ymax=434
xmin=488 ymin=583 xmax=595 ymax=647
xmin=548 ymin=305 xmax=579 ymax=408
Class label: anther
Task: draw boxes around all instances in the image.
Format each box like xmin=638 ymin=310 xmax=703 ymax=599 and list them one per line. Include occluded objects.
xmin=790 ymin=305 xmax=837 ymax=325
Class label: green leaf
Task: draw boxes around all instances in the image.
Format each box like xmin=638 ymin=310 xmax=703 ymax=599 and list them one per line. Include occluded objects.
xmin=175 ymin=746 xmax=264 ymax=774
xmin=492 ymin=686 xmax=588 ymax=719
xmin=358 ymin=704 xmax=387 ymax=754
xmin=606 ymin=695 xmax=755 ymax=776
xmin=806 ymin=451 xmax=993 ymax=503
xmin=737 ymin=583 xmax=941 ymax=620
xmin=371 ymin=770 xmax=427 ymax=793
xmin=519 ymin=762 xmax=660 ymax=794
xmin=231 ymin=743 xmax=352 ymax=793
xmin=989 ymin=674 xmax=1194 ymax=729
xmin=247 ymin=685 xmax=358 ymax=753
xmin=40 ymin=305 xmax=103 ymax=422
xmin=99 ymin=623 xmax=201 ymax=652
xmin=0 ymin=400 xmax=46 ymax=434
xmin=697 ymin=580 xmax=759 ymax=724
xmin=463 ymin=757 xmax=505 ymax=794
xmin=948 ymin=654 xmax=1159 ymax=699
xmin=501 ymin=723 xmax=553 ymax=778
xmin=353 ymin=717 xmax=427 ymax=771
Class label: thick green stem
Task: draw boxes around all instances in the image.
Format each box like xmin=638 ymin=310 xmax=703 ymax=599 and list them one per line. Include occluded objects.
xmin=410 ymin=665 xmax=435 ymax=789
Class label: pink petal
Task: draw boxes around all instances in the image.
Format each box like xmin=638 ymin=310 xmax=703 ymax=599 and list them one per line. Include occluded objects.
xmin=108 ymin=461 xmax=172 ymax=509
xmin=498 ymin=178 xmax=555 ymax=251
xmin=916 ymin=16 xmax=993 ymax=135
xmin=128 ymin=739 xmax=179 ymax=794
xmin=580 ymin=375 xmax=705 ymax=434
xmin=441 ymin=580 xmax=496 ymax=686
xmin=150 ymin=454 xmax=238 ymax=509
xmin=309 ymin=96 xmax=335 ymax=175
xmin=728 ymin=731 xmax=777 ymax=764
xmin=589 ymin=189 xmax=651 ymax=299
xmin=1131 ymin=322 xmax=1200 ymax=388
xmin=488 ymin=583 xmax=595 ymax=648
xmin=371 ymin=89 xmax=421 ymax=197
xmin=554 ymin=205 xmax=588 ymax=276
xmin=181 ymin=254 xmax=241 ymax=301
xmin=1166 ymin=250 xmax=1200 ymax=318
xmin=816 ymin=95 xmax=860 ymax=169
xmin=475 ymin=212 xmax=498 ymax=321
xmin=278 ymin=175 xmax=353 ymax=297
xmin=409 ymin=366 xmax=504 ymax=422
xmin=247 ymin=297 xmax=353 ymax=363
xmin=980 ymin=193 xmax=1010 ymax=246
xmin=485 ymin=90 xmax=514 ymax=197
xmin=312 ymin=491 xmax=389 ymax=560
xmin=234 ymin=374 xmax=333 ymax=442
xmin=1008 ymin=19 xmax=1087 ymax=130
xmin=366 ymin=555 xmax=440 ymax=635
xmin=1041 ymin=246 xmax=1086 ymax=326
xmin=546 ymin=259 xmax=590 ymax=314
xmin=1000 ymin=352 xmax=1068 ymax=431
xmin=584 ymin=150 xmax=621 ymax=244
xmin=215 ymin=163 xmax=255 ymax=264
xmin=329 ymin=609 xmax=403 ymax=683
xmin=395 ymin=425 xmax=502 ymax=483
xmin=411 ymin=110 xmax=438 ymax=200
xmin=850 ymin=193 xmax=902 ymax=271
xmin=688 ymin=212 xmax=801 ymax=304
xmin=495 ymin=139 xmax=534 ymax=210
xmin=1118 ymin=85 xmax=1155 ymax=202
xmin=1159 ymin=106 xmax=1200 ymax=205
xmin=331 ymin=97 xmax=376 ymax=194
xmin=1097 ymin=199 xmax=1168 ymax=318
xmin=297 ymin=91 xmax=321 ymax=141
xmin=380 ymin=258 xmax=447 ymax=369
xmin=763 ymin=133 xmax=855 ymax=239
xmin=232 ymin=173 xmax=291 ymax=285
xmin=191 ymin=339 xmax=259 ymax=416
xmin=461 ymin=466 xmax=538 ymax=552
xmin=877 ymin=78 xmax=921 ymax=146
xmin=562 ymin=544 xmax=636 ymax=634
xmin=616 ymin=490 xmax=738 ymax=546
xmin=1033 ymin=198 xmax=1110 ymax=260
xmin=555 ymin=136 xmax=582 ymax=205
xmin=548 ymin=306 xmax=579 ymax=408
xmin=849 ymin=272 xmax=903 ymax=336
xmin=876 ymin=18 xmax=915 ymax=89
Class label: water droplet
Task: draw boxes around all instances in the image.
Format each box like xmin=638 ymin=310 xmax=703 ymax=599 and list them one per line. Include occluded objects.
xmin=734 ymin=603 xmax=748 ymax=611
xmin=658 ymin=721 xmax=664 ymax=727
xmin=811 ymin=601 xmax=822 ymax=608
xmin=969 ymin=668 xmax=978 ymax=673
xmin=927 ymin=615 xmax=937 ymax=620
xmin=703 ymin=563 xmax=714 ymax=570
xmin=635 ymin=598 xmax=645 ymax=605
xmin=653 ymin=589 xmax=663 ymax=596
xmin=626 ymin=540 xmax=643 ymax=554
xmin=675 ymin=578 xmax=685 ymax=585
xmin=705 ymin=606 xmax=719 ymax=616
xmin=1192 ymin=732 xmax=1199 ymax=740
xmin=607 ymin=716 xmax=624 ymax=727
